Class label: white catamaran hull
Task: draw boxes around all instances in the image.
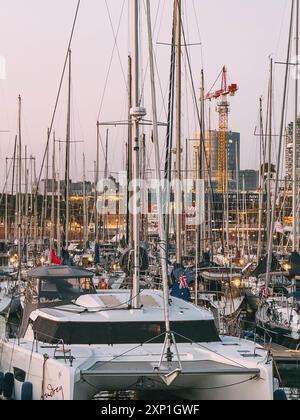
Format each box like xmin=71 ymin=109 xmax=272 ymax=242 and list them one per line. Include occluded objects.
xmin=0 ymin=338 xmax=273 ymax=401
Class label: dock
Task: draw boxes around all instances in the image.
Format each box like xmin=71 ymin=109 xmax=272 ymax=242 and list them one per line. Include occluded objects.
xmin=266 ymin=344 xmax=300 ymax=388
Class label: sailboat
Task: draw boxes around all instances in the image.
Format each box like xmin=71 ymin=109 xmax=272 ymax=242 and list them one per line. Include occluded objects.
xmin=255 ymin=0 xmax=300 ymax=349
xmin=0 ymin=0 xmax=275 ymax=401
xmin=0 ymin=263 xmax=274 ymax=400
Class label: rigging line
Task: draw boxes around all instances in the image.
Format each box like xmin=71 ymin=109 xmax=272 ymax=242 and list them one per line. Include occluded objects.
xmin=83 ymin=331 xmax=168 ymax=369
xmin=154 ymin=49 xmax=168 ymax=120
xmin=175 ymin=0 xmax=221 ymax=241
xmin=0 ymin=159 xmax=13 ymax=208
xmin=104 ymin=0 xmax=128 ymax=92
xmin=274 ymin=0 xmax=290 ymax=58
xmin=36 ymin=0 xmax=81 ymax=195
xmin=139 ymin=0 xmax=163 ymax=107
xmin=97 ymin=0 xmax=126 ymax=121
xmin=183 ymin=0 xmax=193 ymax=78
xmin=192 ymin=0 xmax=204 ymax=67
xmin=146 ymin=375 xmax=258 ymax=391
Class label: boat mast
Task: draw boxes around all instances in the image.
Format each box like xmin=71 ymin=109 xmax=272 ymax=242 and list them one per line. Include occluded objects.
xmin=131 ymin=0 xmax=146 ymax=309
xmin=95 ymin=122 xmax=100 ymax=243
xmin=50 ymin=132 xmax=56 ymax=251
xmin=175 ymin=0 xmax=182 ymax=264
xmin=5 ymin=158 xmax=8 ymax=244
xmin=33 ymin=157 xmax=38 ymax=247
xmin=257 ymin=97 xmax=264 ymax=260
xmin=83 ymin=153 xmax=88 ymax=250
xmin=266 ymin=0 xmax=294 ymax=287
xmin=43 ymin=130 xmax=50 ymax=244
xmin=236 ymin=138 xmax=240 ymax=253
xmin=104 ymin=128 xmax=109 ymax=243
xmin=64 ymin=49 xmax=72 ymax=248
xmin=266 ymin=58 xmax=273 ymax=250
xmin=18 ymin=95 xmax=22 ymax=280
xmin=57 ymin=141 xmax=61 ymax=252
xmin=126 ymin=56 xmax=133 ymax=248
xmin=200 ymin=69 xmax=206 ymax=255
xmin=164 ymin=3 xmax=176 ymax=258
xmin=146 ymin=0 xmax=171 ymax=338
xmin=293 ymin=0 xmax=299 ymax=252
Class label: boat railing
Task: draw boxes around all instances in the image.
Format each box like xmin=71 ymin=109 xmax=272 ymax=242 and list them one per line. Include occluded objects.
xmin=54 ymin=339 xmax=74 ymax=366
xmin=241 ymin=320 xmax=273 ymax=352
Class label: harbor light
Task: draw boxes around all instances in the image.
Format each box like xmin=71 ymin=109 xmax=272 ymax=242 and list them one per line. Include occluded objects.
xmin=239 ymin=258 xmax=245 ymax=266
xmin=10 ymin=256 xmax=17 ymax=264
xmin=282 ymin=263 xmax=291 ymax=272
xmin=231 ymin=278 xmax=241 ymax=288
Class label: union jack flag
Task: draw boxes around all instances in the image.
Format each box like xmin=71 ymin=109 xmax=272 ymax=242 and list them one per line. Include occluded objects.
xmin=179 ymin=275 xmax=188 ymax=289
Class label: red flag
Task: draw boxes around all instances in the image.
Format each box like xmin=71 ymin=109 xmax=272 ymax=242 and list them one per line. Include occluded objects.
xmin=51 ymin=249 xmax=62 ymax=265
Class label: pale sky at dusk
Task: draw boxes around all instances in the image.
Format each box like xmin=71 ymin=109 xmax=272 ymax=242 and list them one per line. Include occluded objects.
xmin=0 ymin=0 xmax=294 ymax=187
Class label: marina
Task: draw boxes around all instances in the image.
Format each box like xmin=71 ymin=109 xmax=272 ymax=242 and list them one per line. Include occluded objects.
xmin=0 ymin=0 xmax=300 ymax=400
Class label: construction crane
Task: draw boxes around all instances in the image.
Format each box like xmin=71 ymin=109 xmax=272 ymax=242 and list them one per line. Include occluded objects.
xmin=206 ymin=66 xmax=238 ymax=193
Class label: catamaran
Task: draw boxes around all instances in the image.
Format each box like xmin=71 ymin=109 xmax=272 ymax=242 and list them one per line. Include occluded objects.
xmin=0 ymin=264 xmax=274 ymax=400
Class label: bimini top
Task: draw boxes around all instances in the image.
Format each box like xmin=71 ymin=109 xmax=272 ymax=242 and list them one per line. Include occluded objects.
xmin=27 ymin=265 xmax=94 ymax=279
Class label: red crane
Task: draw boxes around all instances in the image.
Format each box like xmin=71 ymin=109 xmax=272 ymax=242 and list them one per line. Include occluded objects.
xmin=206 ymin=66 xmax=238 ymax=193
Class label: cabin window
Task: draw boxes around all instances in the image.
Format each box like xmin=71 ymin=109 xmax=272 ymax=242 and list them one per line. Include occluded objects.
xmin=40 ymin=280 xmax=60 ymax=303
xmin=39 ymin=278 xmax=94 ymax=303
xmin=33 ymin=319 xmax=221 ymax=345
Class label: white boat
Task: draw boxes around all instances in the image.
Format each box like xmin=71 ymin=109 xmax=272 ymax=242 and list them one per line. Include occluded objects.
xmin=0 ymin=277 xmax=20 ymax=315
xmin=198 ymin=268 xmax=245 ymax=317
xmin=255 ymin=275 xmax=300 ymax=349
xmin=0 ymin=0 xmax=277 ymax=401
xmin=0 ymin=265 xmax=275 ymax=400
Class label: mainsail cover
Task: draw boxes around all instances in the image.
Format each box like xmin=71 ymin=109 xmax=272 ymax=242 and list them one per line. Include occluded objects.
xmin=251 ymin=254 xmax=281 ymax=278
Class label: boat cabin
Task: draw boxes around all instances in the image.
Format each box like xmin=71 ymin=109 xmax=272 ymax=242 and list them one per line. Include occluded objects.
xmin=19 ymin=265 xmax=95 ymax=337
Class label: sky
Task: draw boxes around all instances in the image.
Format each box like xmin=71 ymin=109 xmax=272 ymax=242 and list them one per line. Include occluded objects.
xmin=0 ymin=0 xmax=294 ymax=187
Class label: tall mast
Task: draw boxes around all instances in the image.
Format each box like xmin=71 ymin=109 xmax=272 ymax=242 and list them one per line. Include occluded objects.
xmin=175 ymin=0 xmax=182 ymax=264
xmin=5 ymin=158 xmax=8 ymax=244
xmin=293 ymin=0 xmax=299 ymax=251
xmin=14 ymin=135 xmax=18 ymax=241
xmin=164 ymin=3 xmax=176 ymax=257
xmin=141 ymin=133 xmax=148 ymax=242
xmin=236 ymin=139 xmax=240 ymax=252
xmin=103 ymin=129 xmax=109 ymax=242
xmin=24 ymin=146 xmax=28 ymax=262
xmin=33 ymin=158 xmax=38 ymax=246
xmin=199 ymin=69 xmax=205 ymax=257
xmin=57 ymin=142 xmax=61 ymax=252
xmin=126 ymin=56 xmax=133 ymax=248
xmin=83 ymin=153 xmax=88 ymax=250
xmin=95 ymin=122 xmax=100 ymax=243
xmin=266 ymin=0 xmax=294 ymax=287
xmin=41 ymin=130 xmax=49 ymax=243
xmin=29 ymin=156 xmax=33 ymax=243
xmin=50 ymin=132 xmax=56 ymax=251
xmin=105 ymin=128 xmax=109 ymax=179
xmin=18 ymin=95 xmax=22 ymax=279
xmin=266 ymin=58 xmax=273 ymax=245
xmin=257 ymin=97 xmax=264 ymax=260
xmin=64 ymin=49 xmax=72 ymax=248
xmin=131 ymin=0 xmax=146 ymax=309
xmin=146 ymin=0 xmax=171 ymax=336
